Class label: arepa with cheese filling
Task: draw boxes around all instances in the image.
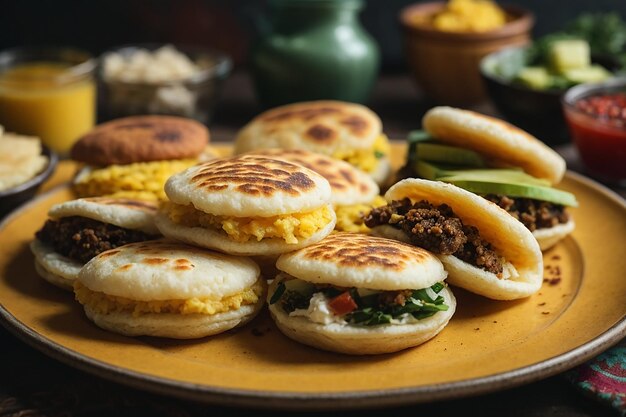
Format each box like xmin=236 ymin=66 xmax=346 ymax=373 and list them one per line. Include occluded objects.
xmin=31 ymin=197 xmax=160 ymax=290
xmin=74 ymin=240 xmax=266 ymax=339
xmin=366 ymin=179 xmax=543 ymax=300
xmin=233 ymin=100 xmax=392 ymax=185
xmin=244 ymin=148 xmax=385 ymax=233
xmin=156 ymin=154 xmax=336 ymax=256
xmin=268 ymin=233 xmax=455 ymax=355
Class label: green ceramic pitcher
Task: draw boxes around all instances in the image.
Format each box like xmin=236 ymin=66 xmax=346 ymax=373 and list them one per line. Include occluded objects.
xmin=251 ymin=0 xmax=380 ymax=108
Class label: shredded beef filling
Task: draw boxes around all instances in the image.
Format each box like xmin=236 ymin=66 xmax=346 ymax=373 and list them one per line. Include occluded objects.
xmin=483 ymin=194 xmax=569 ymax=231
xmin=364 ymin=198 xmax=503 ymax=275
xmin=35 ymin=216 xmax=156 ymax=264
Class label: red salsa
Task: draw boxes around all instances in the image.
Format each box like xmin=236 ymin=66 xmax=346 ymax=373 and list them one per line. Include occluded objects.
xmin=565 ymin=93 xmax=626 ymax=184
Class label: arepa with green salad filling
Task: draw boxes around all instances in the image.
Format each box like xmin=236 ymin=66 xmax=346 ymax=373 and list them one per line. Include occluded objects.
xmin=366 ymin=179 xmax=544 ymax=300
xmin=267 ymin=232 xmax=455 ymax=355
xmin=156 ymin=154 xmax=336 ymax=256
xmin=404 ymin=106 xmax=577 ymax=250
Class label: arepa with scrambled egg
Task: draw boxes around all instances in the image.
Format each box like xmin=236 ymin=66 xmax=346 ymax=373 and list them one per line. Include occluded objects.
xmin=156 ymin=154 xmax=336 ymax=256
xmin=268 ymin=233 xmax=455 ymax=355
xmin=74 ymin=240 xmax=266 ymax=339
xmin=244 ymin=149 xmax=386 ymax=233
xmin=71 ymin=115 xmax=216 ymax=201
xmin=233 ymin=100 xmax=392 ymax=185
xmin=31 ymin=197 xmax=160 ymax=290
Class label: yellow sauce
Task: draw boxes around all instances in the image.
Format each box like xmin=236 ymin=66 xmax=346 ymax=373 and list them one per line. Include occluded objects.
xmin=0 ymin=62 xmax=96 ymax=154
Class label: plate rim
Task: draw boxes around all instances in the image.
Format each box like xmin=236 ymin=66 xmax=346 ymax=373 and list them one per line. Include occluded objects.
xmin=0 ymin=172 xmax=625 ymax=411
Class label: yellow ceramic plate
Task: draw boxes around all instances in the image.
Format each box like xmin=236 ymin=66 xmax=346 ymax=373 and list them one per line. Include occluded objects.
xmin=0 ymin=145 xmax=625 ymax=410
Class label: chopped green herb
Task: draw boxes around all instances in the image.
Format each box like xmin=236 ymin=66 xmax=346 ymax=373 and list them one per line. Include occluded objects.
xmin=431 ymin=282 xmax=445 ymax=293
xmin=374 ymin=150 xmax=385 ymax=159
xmin=269 ymin=282 xmax=285 ymax=305
xmin=281 ymin=290 xmax=311 ymax=313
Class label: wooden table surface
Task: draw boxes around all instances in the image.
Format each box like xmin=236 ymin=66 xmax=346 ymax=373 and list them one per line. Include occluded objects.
xmin=0 ymin=72 xmax=623 ymax=417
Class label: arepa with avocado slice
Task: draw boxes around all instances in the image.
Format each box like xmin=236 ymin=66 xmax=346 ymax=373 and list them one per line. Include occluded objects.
xmin=415 ymin=107 xmax=576 ymax=250
xmin=366 ymin=179 xmax=543 ymax=301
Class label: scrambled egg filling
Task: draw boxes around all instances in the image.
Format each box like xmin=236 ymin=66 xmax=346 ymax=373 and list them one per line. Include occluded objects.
xmin=74 ymin=280 xmax=264 ymax=317
xmin=332 ymin=134 xmax=390 ymax=173
xmin=163 ymin=202 xmax=333 ymax=244
xmin=73 ymin=159 xmax=198 ymax=201
xmin=431 ymin=0 xmax=507 ymax=32
xmin=335 ymin=195 xmax=388 ymax=233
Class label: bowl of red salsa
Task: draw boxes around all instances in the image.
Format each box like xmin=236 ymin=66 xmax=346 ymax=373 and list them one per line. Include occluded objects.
xmin=563 ymin=78 xmax=626 ymax=186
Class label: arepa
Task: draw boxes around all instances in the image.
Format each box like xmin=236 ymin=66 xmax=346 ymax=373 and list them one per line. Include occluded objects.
xmin=244 ymin=148 xmax=385 ymax=233
xmin=233 ymin=101 xmax=392 ymax=185
xmin=31 ymin=197 xmax=160 ymax=290
xmin=74 ymin=240 xmax=266 ymax=339
xmin=268 ymin=233 xmax=455 ymax=355
xmin=366 ymin=179 xmax=543 ymax=300
xmin=156 ymin=154 xmax=336 ymax=256
xmin=416 ymin=106 xmax=576 ymax=250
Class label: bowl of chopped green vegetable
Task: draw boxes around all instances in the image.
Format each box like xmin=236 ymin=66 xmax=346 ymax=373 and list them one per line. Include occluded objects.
xmin=480 ymin=12 xmax=626 ymax=145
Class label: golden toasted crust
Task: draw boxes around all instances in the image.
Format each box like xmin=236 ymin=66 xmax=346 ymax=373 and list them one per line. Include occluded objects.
xmin=79 ymin=240 xmax=261 ymax=300
xmin=423 ymin=107 xmax=566 ymax=184
xmin=246 ymin=149 xmax=379 ymax=206
xmin=276 ymin=233 xmax=446 ymax=290
xmin=190 ymin=155 xmax=316 ymax=197
xmin=234 ymin=101 xmax=382 ymax=154
xmin=71 ymin=115 xmax=209 ymax=165
xmin=164 ymin=155 xmax=332 ymax=217
xmin=300 ymin=233 xmax=429 ymax=271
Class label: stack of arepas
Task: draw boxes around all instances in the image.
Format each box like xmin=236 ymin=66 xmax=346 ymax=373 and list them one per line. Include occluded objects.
xmin=28 ymin=100 xmax=567 ymax=356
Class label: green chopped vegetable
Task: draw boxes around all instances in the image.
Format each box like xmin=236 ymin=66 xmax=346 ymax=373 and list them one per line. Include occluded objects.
xmin=374 ymin=150 xmax=385 ymax=159
xmin=269 ymin=282 xmax=286 ymax=305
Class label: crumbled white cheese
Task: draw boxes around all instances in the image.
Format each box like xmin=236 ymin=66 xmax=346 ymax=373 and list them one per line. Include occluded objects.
xmin=289 ymin=292 xmax=347 ymax=325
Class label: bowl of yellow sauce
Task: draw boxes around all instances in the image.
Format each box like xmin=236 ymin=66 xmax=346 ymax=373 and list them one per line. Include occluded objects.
xmin=400 ymin=0 xmax=534 ymax=105
xmin=0 ymin=47 xmax=96 ymax=156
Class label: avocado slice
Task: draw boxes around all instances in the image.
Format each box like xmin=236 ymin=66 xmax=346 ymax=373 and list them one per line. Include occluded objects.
xmin=440 ymin=179 xmax=578 ymax=207
xmin=416 ymin=143 xmax=486 ymax=167
xmin=413 ymin=162 xmax=577 ymax=207
xmin=436 ymin=169 xmax=552 ymax=187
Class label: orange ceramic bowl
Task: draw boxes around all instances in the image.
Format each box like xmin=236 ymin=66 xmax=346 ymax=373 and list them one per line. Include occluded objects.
xmin=400 ymin=2 xmax=534 ymax=105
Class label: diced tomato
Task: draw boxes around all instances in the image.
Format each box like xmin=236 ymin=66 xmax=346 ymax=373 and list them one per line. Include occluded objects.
xmin=328 ymin=291 xmax=358 ymax=316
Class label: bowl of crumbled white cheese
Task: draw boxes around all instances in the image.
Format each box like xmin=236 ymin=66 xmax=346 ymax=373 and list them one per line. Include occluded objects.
xmin=99 ymin=44 xmax=231 ymax=124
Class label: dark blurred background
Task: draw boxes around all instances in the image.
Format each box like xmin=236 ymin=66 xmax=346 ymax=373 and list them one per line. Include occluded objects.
xmin=1 ymin=0 xmax=624 ymax=71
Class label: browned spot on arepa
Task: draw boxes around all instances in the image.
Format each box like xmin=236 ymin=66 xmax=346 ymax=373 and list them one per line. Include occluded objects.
xmin=245 ymin=149 xmax=376 ymax=198
xmin=300 ymin=233 xmax=430 ymax=270
xmin=190 ymin=155 xmax=316 ymax=197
